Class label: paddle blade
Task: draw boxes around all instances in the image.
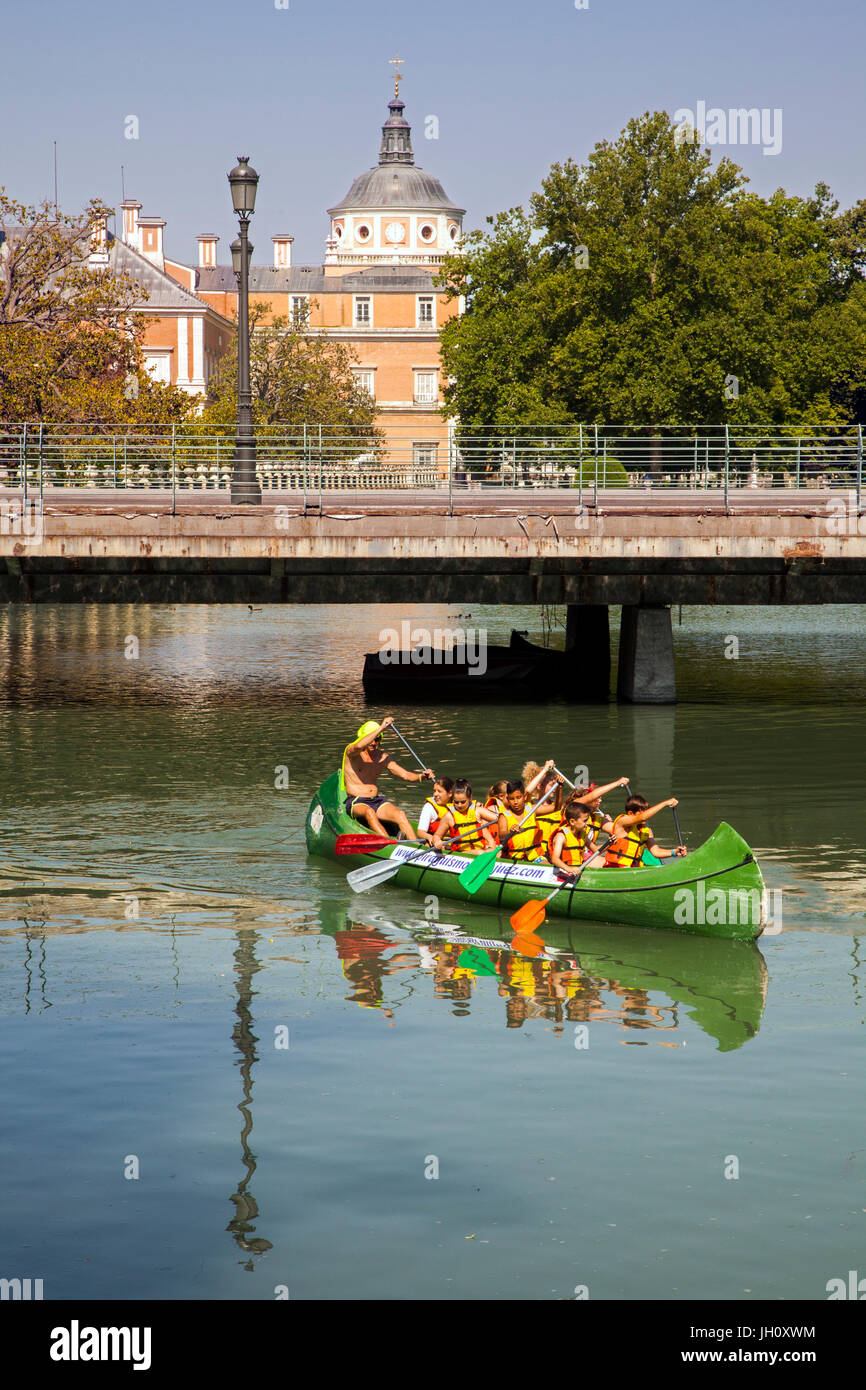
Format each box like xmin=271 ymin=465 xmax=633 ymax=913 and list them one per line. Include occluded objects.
xmin=457 ymin=847 xmax=499 ymax=894
xmin=346 ymin=858 xmax=403 ymax=893
xmin=510 ymin=899 xmax=548 ymax=934
xmin=336 ymin=834 xmax=402 ymax=855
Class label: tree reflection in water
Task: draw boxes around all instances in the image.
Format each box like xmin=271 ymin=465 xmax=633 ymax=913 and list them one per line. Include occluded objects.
xmin=226 ymin=926 xmax=273 ymax=1269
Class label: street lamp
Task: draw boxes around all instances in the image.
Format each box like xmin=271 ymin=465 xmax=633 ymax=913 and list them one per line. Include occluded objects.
xmin=227 ymin=155 xmax=261 ymax=505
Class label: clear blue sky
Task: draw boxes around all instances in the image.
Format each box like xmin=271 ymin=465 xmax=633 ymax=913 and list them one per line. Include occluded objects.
xmin=4 ymin=0 xmax=864 ymax=266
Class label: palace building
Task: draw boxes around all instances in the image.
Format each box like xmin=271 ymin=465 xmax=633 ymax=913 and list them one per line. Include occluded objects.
xmin=123 ymin=68 xmax=467 ymax=469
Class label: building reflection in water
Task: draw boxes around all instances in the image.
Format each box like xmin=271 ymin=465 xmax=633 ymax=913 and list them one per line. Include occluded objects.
xmin=331 ymin=916 xmax=769 ymax=1053
xmin=226 ymin=925 xmax=273 ymax=1268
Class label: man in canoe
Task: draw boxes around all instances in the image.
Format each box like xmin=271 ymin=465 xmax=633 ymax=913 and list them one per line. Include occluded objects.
xmin=342 ymin=717 xmax=433 ymax=840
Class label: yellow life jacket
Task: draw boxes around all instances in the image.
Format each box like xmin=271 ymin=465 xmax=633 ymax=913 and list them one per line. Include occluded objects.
xmin=448 ymin=800 xmax=488 ymax=850
xmin=605 ymin=814 xmax=653 ymax=868
xmin=534 ymin=805 xmax=563 ymax=852
xmin=501 ymin=808 xmax=543 ymax=861
xmin=423 ymin=795 xmax=450 ymax=836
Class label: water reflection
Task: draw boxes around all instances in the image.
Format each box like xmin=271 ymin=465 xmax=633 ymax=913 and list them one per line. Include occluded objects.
xmin=327 ymin=915 xmax=769 ymax=1053
xmin=226 ymin=925 xmax=273 ymax=1268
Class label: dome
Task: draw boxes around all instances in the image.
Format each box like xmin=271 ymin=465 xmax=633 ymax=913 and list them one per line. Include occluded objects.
xmin=329 ymin=164 xmax=465 ymax=217
xmin=327 ymin=95 xmax=465 ymax=219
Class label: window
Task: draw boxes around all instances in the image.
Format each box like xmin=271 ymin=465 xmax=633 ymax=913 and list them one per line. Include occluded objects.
xmin=356 ymin=224 xmax=371 ymax=242
xmin=144 ymin=353 xmax=171 ymax=385
xmin=414 ymin=371 xmax=438 ymax=404
xmin=419 ymin=223 xmax=436 ymax=243
xmin=352 ymin=369 xmax=375 ymax=398
xmin=413 ymin=442 xmax=438 ymax=469
xmin=417 ymin=295 xmax=435 ymax=327
xmin=354 ymin=296 xmax=372 ymax=327
xmin=290 ymin=295 xmax=309 ymax=326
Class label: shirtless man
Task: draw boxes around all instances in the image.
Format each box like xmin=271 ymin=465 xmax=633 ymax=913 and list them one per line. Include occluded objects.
xmin=342 ymin=716 xmax=433 ymax=839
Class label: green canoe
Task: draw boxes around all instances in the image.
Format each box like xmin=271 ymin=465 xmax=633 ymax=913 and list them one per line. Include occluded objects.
xmin=305 ymin=771 xmax=767 ymax=942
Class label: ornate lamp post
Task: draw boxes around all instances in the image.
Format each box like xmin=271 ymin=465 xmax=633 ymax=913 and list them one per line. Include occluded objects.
xmin=227 ymin=155 xmax=261 ymax=505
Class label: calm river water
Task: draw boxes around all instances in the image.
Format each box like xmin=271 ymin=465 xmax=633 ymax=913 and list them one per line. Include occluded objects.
xmin=0 ymin=603 xmax=863 ymax=1301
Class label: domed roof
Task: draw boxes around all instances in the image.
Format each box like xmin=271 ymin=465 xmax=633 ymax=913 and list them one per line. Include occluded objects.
xmin=329 ymin=165 xmax=464 ymax=216
xmin=328 ymin=96 xmax=465 ymax=219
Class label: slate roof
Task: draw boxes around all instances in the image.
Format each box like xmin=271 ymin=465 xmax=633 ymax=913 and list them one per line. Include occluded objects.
xmin=195 ymin=265 xmax=439 ymax=294
xmin=107 ymin=234 xmax=218 ymax=312
xmin=328 ymin=164 xmax=465 ymax=218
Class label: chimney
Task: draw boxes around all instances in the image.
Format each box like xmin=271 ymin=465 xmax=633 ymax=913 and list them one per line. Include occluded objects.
xmin=272 ymin=234 xmax=293 ymax=269
xmin=197 ymin=234 xmax=219 ymax=268
xmin=137 ymin=216 xmax=166 ymax=272
xmin=89 ymin=214 xmax=109 ymax=266
xmin=120 ymin=199 xmax=141 ymax=250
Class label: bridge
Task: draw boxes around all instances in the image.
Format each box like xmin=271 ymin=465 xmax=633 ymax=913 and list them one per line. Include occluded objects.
xmin=2 ymin=481 xmax=863 ymax=702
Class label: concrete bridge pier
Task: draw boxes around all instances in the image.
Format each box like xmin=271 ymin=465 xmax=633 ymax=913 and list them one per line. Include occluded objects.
xmin=616 ymin=604 xmax=677 ymax=704
xmin=565 ymin=605 xmax=611 ymax=700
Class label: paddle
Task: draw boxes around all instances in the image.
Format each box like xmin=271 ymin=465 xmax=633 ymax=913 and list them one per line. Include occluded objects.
xmin=346 ymin=819 xmax=496 ymax=894
xmin=389 ymin=722 xmax=432 ymax=776
xmin=672 ymin=803 xmax=685 ymax=848
xmin=509 ymin=838 xmax=612 ymax=934
xmin=336 ymin=833 xmax=424 ymax=855
xmin=457 ymin=791 xmax=555 ymax=894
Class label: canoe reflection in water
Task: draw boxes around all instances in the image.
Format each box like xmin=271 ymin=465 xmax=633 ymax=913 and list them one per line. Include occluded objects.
xmin=328 ymin=916 xmax=768 ymax=1053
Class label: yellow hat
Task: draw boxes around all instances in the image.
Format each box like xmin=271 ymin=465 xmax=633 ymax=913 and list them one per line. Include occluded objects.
xmin=356 ymin=721 xmax=381 ymax=739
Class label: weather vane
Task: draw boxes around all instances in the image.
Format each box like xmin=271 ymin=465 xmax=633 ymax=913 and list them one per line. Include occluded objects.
xmin=389 ymin=52 xmax=405 ymax=99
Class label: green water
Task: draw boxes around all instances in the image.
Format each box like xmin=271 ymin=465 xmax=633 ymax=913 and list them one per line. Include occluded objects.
xmin=0 ymin=604 xmax=864 ymax=1301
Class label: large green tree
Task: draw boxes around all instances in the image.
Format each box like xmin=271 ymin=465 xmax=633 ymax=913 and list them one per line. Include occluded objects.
xmin=0 ymin=192 xmax=192 ymax=423
xmin=437 ymin=112 xmax=866 ymax=431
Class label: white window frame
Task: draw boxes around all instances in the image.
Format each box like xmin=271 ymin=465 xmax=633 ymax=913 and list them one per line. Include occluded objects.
xmin=354 ymin=295 xmax=372 ymax=328
xmin=416 ymin=295 xmax=436 ymax=328
xmin=413 ymin=441 xmax=439 ymax=469
xmin=414 ymin=370 xmax=438 ymax=405
xmin=290 ymin=294 xmax=309 ymax=326
xmin=144 ymin=351 xmax=172 ymax=385
xmin=352 ymin=368 xmax=376 ymax=398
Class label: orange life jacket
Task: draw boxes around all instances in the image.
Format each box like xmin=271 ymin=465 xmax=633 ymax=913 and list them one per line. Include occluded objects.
xmin=604 ymin=814 xmax=653 ymax=868
xmin=550 ymin=823 xmax=588 ymax=866
xmin=484 ymin=797 xmax=505 ymax=844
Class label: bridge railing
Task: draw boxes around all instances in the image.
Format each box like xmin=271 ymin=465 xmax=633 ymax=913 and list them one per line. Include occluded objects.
xmin=0 ymin=423 xmax=862 ymax=504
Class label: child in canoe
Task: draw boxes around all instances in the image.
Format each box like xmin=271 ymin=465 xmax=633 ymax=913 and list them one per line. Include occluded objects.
xmin=483 ymin=781 xmax=509 ymax=845
xmin=548 ymin=800 xmax=595 ymax=877
xmin=573 ymin=776 xmax=631 ymax=845
xmin=417 ymin=775 xmax=455 ymax=847
xmin=497 ymin=779 xmax=554 ymax=862
xmin=433 ymin=779 xmax=497 ymax=855
xmin=604 ymin=794 xmax=688 ymax=867
xmin=524 ymin=759 xmax=567 ymax=853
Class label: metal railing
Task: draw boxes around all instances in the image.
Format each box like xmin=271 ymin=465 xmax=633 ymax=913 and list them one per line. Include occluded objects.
xmin=0 ymin=423 xmax=862 ymax=508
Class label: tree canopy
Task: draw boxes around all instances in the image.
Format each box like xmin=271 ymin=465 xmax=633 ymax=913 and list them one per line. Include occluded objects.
xmin=437 ymin=112 xmax=866 ymax=430
xmin=0 ymin=192 xmax=192 ymax=423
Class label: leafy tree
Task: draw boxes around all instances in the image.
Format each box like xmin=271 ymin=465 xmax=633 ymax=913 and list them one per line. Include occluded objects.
xmin=200 ymin=302 xmax=380 ymax=438
xmin=437 ymin=113 xmax=866 ymax=443
xmin=0 ymin=192 xmax=192 ymax=423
